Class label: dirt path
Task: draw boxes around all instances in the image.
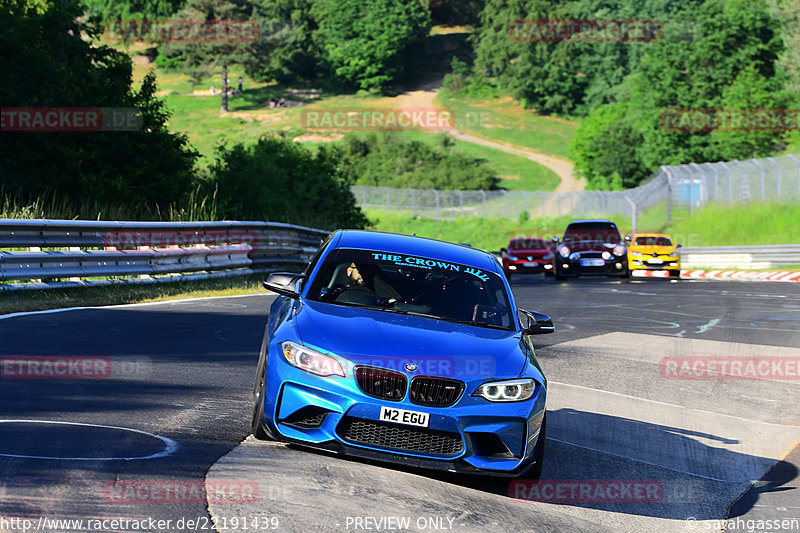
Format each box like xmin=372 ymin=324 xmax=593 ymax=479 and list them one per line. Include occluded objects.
xmin=376 ymin=79 xmax=585 ymax=192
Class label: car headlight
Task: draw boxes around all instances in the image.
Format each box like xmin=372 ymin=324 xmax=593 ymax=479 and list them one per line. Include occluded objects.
xmin=542 ymin=253 xmax=553 ymax=261
xmin=613 ymin=245 xmax=625 ymax=256
xmin=668 ymin=251 xmax=680 ymax=258
xmin=601 ymin=251 xmax=612 ymax=260
xmin=558 ymin=246 xmax=570 ymax=258
xmin=506 ymin=254 xmax=520 ymax=261
xmin=281 ymin=341 xmax=345 ymax=377
xmin=473 ymin=379 xmax=536 ymax=402
xmin=630 ymin=251 xmax=642 ymax=257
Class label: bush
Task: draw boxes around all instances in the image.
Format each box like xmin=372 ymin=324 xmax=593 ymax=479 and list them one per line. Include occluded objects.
xmin=209 ymin=137 xmax=368 ymax=229
xmin=336 ymin=132 xmax=499 ymax=190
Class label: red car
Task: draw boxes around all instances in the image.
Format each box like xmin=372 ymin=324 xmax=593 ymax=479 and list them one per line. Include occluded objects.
xmin=501 ymin=238 xmax=554 ymax=277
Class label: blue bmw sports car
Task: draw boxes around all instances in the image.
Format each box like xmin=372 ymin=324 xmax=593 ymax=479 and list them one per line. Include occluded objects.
xmin=252 ymin=230 xmax=553 ymax=478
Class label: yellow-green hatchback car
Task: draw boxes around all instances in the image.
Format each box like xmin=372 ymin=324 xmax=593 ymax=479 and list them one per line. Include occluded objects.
xmin=628 ymin=233 xmax=681 ymax=278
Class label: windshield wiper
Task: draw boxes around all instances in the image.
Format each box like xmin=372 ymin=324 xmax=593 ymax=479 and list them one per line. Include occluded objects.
xmin=439 ymin=318 xmax=511 ymax=330
xmin=328 ymin=302 xmax=511 ymax=330
xmin=391 ymin=310 xmax=511 ymax=330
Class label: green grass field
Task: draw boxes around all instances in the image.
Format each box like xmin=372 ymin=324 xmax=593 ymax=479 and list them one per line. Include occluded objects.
xmin=367 ymin=201 xmax=800 ymax=251
xmin=134 ymin=58 xmax=565 ymax=186
xmin=663 ymin=202 xmax=800 ymax=247
xmin=435 ymin=90 xmax=579 ymax=160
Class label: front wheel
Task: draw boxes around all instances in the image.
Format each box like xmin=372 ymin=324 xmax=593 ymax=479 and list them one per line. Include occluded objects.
xmin=251 ymin=368 xmax=272 ymax=440
xmin=526 ymin=414 xmax=547 ymax=481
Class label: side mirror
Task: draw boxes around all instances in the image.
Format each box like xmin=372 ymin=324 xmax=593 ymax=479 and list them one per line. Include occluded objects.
xmin=500 ymin=247 xmax=508 ymax=255
xmin=518 ymin=309 xmax=555 ymax=335
xmin=551 ymin=236 xmax=560 ymax=243
xmin=624 ymin=235 xmax=632 ymax=243
xmin=263 ymin=272 xmax=305 ymax=299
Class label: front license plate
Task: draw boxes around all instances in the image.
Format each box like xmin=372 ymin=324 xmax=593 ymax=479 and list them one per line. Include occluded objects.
xmin=647 ymin=258 xmax=664 ymax=265
xmin=380 ymin=406 xmax=429 ymax=427
xmin=523 ymin=262 xmax=540 ymax=267
xmin=580 ymin=258 xmax=605 ymax=267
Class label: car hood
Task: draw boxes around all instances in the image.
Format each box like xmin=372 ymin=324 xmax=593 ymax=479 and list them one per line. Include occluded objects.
xmin=561 ymin=239 xmax=621 ymax=253
xmin=508 ymin=248 xmax=550 ymax=258
xmin=291 ymin=299 xmax=527 ymax=379
xmin=630 ymin=245 xmax=675 ymax=255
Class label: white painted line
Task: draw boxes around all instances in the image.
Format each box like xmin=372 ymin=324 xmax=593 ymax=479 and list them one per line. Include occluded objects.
xmin=549 ymin=381 xmax=800 ymax=427
xmin=0 ymin=419 xmax=178 ymax=461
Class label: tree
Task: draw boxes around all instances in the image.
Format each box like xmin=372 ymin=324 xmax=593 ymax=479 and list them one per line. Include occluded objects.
xmin=767 ymin=0 xmax=800 ymax=97
xmin=317 ymin=0 xmax=431 ymax=91
xmin=209 ymin=137 xmax=369 ymax=229
xmin=336 ymin=132 xmax=499 ymax=190
xmin=246 ymin=0 xmax=329 ymax=84
xmin=571 ymin=0 xmax=796 ymax=188
xmin=473 ymin=0 xmax=581 ymax=114
xmin=472 ymin=0 xmax=706 ymax=116
xmin=164 ymin=0 xmax=260 ymax=112
xmin=632 ymin=0 xmax=792 ymax=169
xmin=82 ymin=0 xmax=185 ymax=22
xmin=0 ymin=0 xmax=198 ymax=214
xmin=571 ymin=102 xmax=648 ymax=189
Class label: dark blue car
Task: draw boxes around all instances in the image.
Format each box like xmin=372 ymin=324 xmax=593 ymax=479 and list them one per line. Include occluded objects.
xmin=252 ymin=230 xmax=553 ymax=478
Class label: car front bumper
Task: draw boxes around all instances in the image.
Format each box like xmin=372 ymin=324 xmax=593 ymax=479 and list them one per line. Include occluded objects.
xmin=556 ymin=256 xmax=628 ymax=277
xmin=629 ymin=258 xmax=680 ymax=273
xmin=261 ymin=360 xmax=547 ymax=476
xmin=504 ymin=259 xmax=553 ymax=274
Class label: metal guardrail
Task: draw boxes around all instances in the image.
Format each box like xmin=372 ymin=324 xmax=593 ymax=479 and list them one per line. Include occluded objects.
xmin=0 ymin=219 xmax=330 ymax=290
xmin=1 ymin=219 xmax=795 ymax=290
xmin=679 ymin=244 xmax=800 ymax=270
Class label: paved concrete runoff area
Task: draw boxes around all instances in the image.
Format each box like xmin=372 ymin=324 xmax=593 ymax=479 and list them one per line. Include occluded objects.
xmin=209 ymin=328 xmax=800 ymax=533
xmin=1 ymin=278 xmax=797 ymax=533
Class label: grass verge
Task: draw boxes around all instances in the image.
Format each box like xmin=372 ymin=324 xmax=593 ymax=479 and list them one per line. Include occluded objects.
xmin=664 ymin=202 xmax=800 ymax=247
xmin=367 ymin=201 xmax=800 ymax=251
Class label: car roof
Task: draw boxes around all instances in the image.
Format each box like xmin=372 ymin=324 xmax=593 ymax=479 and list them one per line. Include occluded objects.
xmin=332 ymin=230 xmax=501 ymax=272
xmin=632 ymin=232 xmax=671 ymax=238
xmin=569 ymin=219 xmax=614 ymax=224
xmin=509 ymin=237 xmax=547 ymax=246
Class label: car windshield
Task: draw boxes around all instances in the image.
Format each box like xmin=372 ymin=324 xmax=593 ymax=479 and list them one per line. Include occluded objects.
xmin=562 ymin=222 xmax=621 ymax=243
xmin=510 ymin=238 xmax=546 ymax=250
xmin=306 ymin=248 xmax=515 ymax=330
xmin=634 ymin=236 xmax=673 ymax=246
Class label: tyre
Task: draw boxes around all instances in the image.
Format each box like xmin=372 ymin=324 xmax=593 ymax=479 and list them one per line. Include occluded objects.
xmin=554 ymin=270 xmax=566 ymax=281
xmin=251 ymin=367 xmax=272 ymax=440
xmin=526 ymin=414 xmax=547 ymax=481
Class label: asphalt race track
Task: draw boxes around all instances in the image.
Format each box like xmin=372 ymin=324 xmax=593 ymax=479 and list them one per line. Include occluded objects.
xmin=1 ymin=277 xmax=798 ymax=533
